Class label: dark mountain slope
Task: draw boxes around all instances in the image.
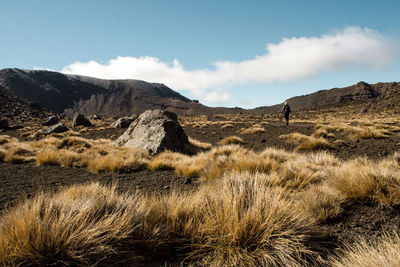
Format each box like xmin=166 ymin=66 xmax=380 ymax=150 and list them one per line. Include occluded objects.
xmin=0 ymin=85 xmax=51 ymax=123
xmin=1 ymin=68 xmax=398 ymax=116
xmin=0 ymin=68 xmax=224 ymax=116
xmin=0 ymin=68 xmax=108 ymax=113
xmin=251 ymin=81 xmax=399 ymax=114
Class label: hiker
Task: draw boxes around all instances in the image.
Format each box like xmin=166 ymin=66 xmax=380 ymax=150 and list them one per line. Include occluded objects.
xmin=282 ymin=101 xmax=291 ymax=126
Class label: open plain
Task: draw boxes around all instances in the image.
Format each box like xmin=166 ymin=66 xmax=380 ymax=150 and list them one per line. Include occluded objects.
xmin=1 ymin=108 xmax=400 ymax=266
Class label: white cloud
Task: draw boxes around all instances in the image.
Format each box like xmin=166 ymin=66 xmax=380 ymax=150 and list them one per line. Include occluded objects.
xmin=61 ymin=26 xmax=398 ymax=103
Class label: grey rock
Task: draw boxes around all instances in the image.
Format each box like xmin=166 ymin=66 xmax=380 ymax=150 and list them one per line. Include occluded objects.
xmin=41 ymin=123 xmax=69 ymax=134
xmin=72 ymin=113 xmax=92 ymax=127
xmin=42 ymin=116 xmax=59 ymax=126
xmin=117 ymin=109 xmax=189 ymax=155
xmin=111 ymin=115 xmax=138 ymax=128
xmin=88 ymin=114 xmax=102 ymax=120
xmin=0 ymin=118 xmax=8 ymax=130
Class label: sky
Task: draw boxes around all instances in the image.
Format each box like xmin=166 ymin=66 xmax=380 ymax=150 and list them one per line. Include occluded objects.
xmin=1 ymin=0 xmax=400 ymax=108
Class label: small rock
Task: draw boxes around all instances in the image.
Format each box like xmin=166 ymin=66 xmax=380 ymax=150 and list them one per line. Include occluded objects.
xmin=0 ymin=118 xmax=9 ymax=130
xmin=72 ymin=113 xmax=92 ymax=127
xmin=261 ymin=139 xmax=266 ymax=143
xmin=111 ymin=115 xmax=137 ymax=128
xmin=41 ymin=123 xmax=69 ymax=134
xmin=42 ymin=116 xmax=59 ymax=126
xmin=88 ymin=114 xmax=102 ymax=120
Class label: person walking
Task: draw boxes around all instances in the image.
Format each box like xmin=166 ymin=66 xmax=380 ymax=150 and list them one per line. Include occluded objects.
xmin=282 ymin=101 xmax=291 ymax=126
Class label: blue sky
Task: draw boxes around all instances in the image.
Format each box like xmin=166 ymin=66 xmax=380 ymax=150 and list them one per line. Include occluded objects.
xmin=1 ymin=0 xmax=400 ymax=108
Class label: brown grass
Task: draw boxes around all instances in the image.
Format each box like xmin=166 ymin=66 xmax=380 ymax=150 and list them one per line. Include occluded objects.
xmin=188 ymin=137 xmax=212 ymax=150
xmin=0 ymin=135 xmax=10 ymax=145
xmin=35 ymin=149 xmax=82 ymax=167
xmin=280 ymin=132 xmax=330 ymax=151
xmin=296 ymin=184 xmax=345 ymax=223
xmin=326 ymin=157 xmax=400 ymax=205
xmin=217 ymin=135 xmax=244 ymax=145
xmin=238 ymin=124 xmax=266 ymax=134
xmin=314 ymin=122 xmax=392 ymax=140
xmin=147 ymin=151 xmax=190 ymax=170
xmin=0 ymin=173 xmax=324 ymax=266
xmin=330 ymin=233 xmax=400 ymax=267
xmin=3 ymin=143 xmax=35 ymax=163
xmin=87 ymin=148 xmax=148 ymax=173
xmin=0 ymin=136 xmax=150 ymax=173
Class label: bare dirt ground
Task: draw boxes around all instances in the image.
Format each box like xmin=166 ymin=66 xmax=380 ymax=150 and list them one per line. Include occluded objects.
xmin=2 ymin=114 xmax=400 ymax=264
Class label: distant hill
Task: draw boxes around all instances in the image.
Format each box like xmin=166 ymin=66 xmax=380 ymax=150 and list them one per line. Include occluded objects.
xmin=0 ymin=68 xmax=398 ymax=117
xmin=251 ymin=81 xmax=400 ymax=114
xmin=0 ymin=68 xmax=239 ymax=116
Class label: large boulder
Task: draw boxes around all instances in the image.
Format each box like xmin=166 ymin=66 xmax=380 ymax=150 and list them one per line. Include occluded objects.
xmin=41 ymin=123 xmax=69 ymax=134
xmin=0 ymin=118 xmax=8 ymax=130
xmin=72 ymin=113 xmax=92 ymax=127
xmin=111 ymin=115 xmax=138 ymax=129
xmin=117 ymin=110 xmax=189 ymax=155
xmin=42 ymin=116 xmax=59 ymax=126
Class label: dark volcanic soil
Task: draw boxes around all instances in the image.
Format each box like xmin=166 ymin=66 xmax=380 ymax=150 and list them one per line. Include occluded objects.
xmin=183 ymin=119 xmax=400 ymax=160
xmin=0 ymin=162 xmax=196 ymax=212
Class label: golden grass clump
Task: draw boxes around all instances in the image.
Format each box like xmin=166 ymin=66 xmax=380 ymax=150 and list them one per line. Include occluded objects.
xmin=0 ymin=173 xmax=324 ymax=266
xmin=56 ymin=136 xmax=92 ymax=152
xmin=35 ymin=149 xmax=82 ymax=167
xmin=221 ymin=123 xmax=233 ymax=129
xmin=239 ymin=124 xmax=266 ymax=134
xmin=185 ymin=172 xmax=322 ymax=266
xmin=296 ymin=184 xmax=345 ymax=223
xmin=188 ymin=137 xmax=212 ymax=150
xmin=314 ymin=122 xmax=392 ymax=140
xmin=3 ymin=143 xmax=35 ymax=163
xmin=147 ymin=150 xmax=190 ymax=170
xmin=345 ymin=126 xmax=391 ymax=140
xmin=326 ymin=157 xmax=400 ymax=205
xmin=280 ymin=132 xmax=330 ymax=151
xmin=217 ymin=135 xmax=244 ymax=145
xmin=87 ymin=147 xmax=149 ymax=173
xmin=0 ymin=183 xmax=147 ymax=266
xmin=330 ymin=233 xmax=400 ymax=267
xmin=0 ymin=135 xmax=11 ymax=145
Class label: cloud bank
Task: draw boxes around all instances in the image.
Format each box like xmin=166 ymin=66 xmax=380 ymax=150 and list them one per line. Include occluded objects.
xmin=62 ymin=26 xmax=398 ymax=102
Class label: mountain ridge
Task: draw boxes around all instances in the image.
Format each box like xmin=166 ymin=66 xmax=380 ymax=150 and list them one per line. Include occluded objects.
xmin=0 ymin=68 xmax=398 ymax=116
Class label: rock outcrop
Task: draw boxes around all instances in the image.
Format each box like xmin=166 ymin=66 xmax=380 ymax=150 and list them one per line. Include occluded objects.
xmin=42 ymin=116 xmax=59 ymax=126
xmin=41 ymin=123 xmax=69 ymax=134
xmin=72 ymin=113 xmax=92 ymax=127
xmin=111 ymin=115 xmax=138 ymax=129
xmin=117 ymin=110 xmax=189 ymax=155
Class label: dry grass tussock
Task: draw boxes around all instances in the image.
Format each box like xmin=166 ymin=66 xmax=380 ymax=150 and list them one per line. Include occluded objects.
xmin=147 ymin=150 xmax=190 ymax=170
xmin=280 ymin=132 xmax=330 ymax=151
xmin=169 ymin=145 xmax=280 ymax=180
xmin=0 ymin=173 xmax=324 ymax=266
xmin=188 ymin=137 xmax=212 ymax=150
xmin=221 ymin=123 xmax=234 ymax=129
xmin=314 ymin=122 xmax=393 ymax=140
xmin=326 ymin=156 xmax=400 ymax=205
xmin=0 ymin=135 xmax=149 ymax=173
xmin=238 ymin=124 xmax=266 ymax=134
xmin=330 ymin=233 xmax=400 ymax=267
xmin=217 ymin=135 xmax=244 ymax=145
